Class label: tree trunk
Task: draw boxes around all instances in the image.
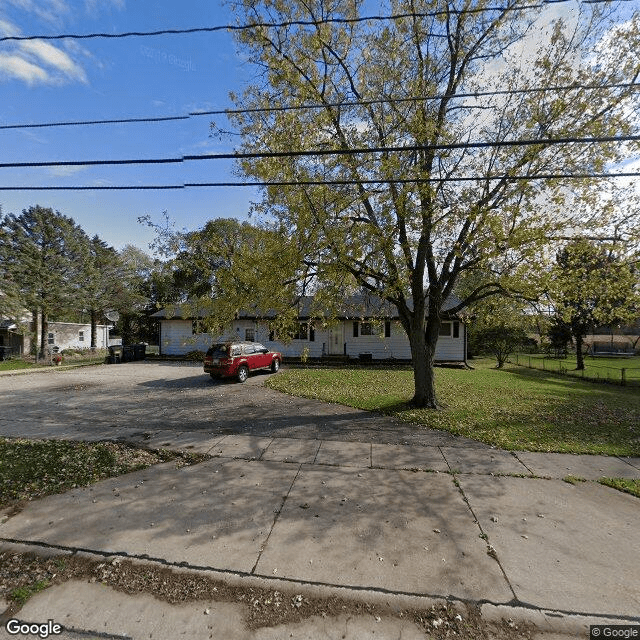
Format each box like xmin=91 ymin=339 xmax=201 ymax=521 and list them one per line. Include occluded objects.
xmin=39 ymin=311 xmax=48 ymax=360
xmin=90 ymin=309 xmax=98 ymax=350
xmin=407 ymin=312 xmax=440 ymax=409
xmin=575 ymin=332 xmax=585 ymax=370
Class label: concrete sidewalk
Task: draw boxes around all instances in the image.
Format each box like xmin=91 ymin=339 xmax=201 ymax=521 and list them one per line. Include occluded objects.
xmin=1 ymin=431 xmax=639 ymax=639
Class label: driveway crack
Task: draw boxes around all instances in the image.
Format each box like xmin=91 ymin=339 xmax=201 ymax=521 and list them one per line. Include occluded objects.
xmin=250 ymin=463 xmax=302 ymax=575
xmin=451 ymin=474 xmax=519 ymax=602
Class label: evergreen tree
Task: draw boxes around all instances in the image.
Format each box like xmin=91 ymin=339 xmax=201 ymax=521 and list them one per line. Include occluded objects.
xmin=1 ymin=206 xmax=88 ymax=357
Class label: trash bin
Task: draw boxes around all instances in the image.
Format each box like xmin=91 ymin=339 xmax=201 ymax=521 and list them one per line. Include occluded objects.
xmin=107 ymin=346 xmax=122 ymax=364
xmin=121 ymin=345 xmax=134 ymax=363
xmin=134 ymin=344 xmax=146 ymax=360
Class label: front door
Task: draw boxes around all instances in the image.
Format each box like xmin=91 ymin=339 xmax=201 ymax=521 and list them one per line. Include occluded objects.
xmin=328 ymin=325 xmax=344 ymax=355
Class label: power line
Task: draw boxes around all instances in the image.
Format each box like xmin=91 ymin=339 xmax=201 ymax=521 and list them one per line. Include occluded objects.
xmin=2 ymin=81 xmax=637 ymax=132
xmin=191 ymin=82 xmax=640 ymax=117
xmin=1 ymin=171 xmax=638 ymax=190
xmin=0 ymin=115 xmax=190 ymax=130
xmin=2 ymin=133 xmax=639 ymax=168
xmin=0 ymin=0 xmax=628 ymax=43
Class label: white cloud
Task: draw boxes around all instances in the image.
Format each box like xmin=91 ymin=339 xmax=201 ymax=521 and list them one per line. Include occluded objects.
xmin=0 ymin=51 xmax=49 ymax=84
xmin=6 ymin=0 xmax=71 ymax=27
xmin=84 ymin=0 xmax=125 ymax=17
xmin=20 ymin=39 xmax=87 ymax=83
xmin=0 ymin=18 xmax=20 ymax=37
xmin=47 ymin=165 xmax=86 ymax=177
xmin=0 ymin=0 xmax=124 ymax=86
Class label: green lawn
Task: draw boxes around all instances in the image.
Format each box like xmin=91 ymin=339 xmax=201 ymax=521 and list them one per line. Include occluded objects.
xmin=0 ymin=356 xmax=106 ymax=372
xmin=511 ymin=353 xmax=640 ymax=386
xmin=0 ymin=360 xmax=42 ymax=371
xmin=266 ymin=359 xmax=640 ymax=456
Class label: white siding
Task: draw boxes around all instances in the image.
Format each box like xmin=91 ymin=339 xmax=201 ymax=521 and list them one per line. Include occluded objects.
xmin=345 ymin=320 xmax=465 ymax=361
xmin=159 ymin=318 xmax=465 ymax=361
xmin=47 ymin=322 xmax=109 ymax=351
xmin=434 ymin=333 xmax=465 ymax=361
xmin=256 ymin=324 xmax=326 ymax=358
xmin=345 ymin=320 xmax=410 ymax=359
xmin=160 ymin=320 xmax=213 ymax=355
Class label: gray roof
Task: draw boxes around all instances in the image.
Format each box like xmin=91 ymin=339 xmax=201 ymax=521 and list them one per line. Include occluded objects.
xmin=0 ymin=319 xmax=18 ymax=330
xmin=151 ymin=292 xmax=463 ymax=321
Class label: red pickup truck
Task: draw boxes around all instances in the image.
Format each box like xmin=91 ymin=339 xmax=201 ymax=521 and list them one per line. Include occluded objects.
xmin=204 ymin=341 xmax=281 ymax=382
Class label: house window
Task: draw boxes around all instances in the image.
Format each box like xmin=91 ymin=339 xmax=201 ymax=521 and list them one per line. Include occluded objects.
xmin=47 ymin=332 xmax=55 ymax=345
xmin=384 ymin=321 xmax=391 ymax=338
xmin=293 ymin=323 xmax=308 ymax=340
xmin=192 ymin=320 xmax=203 ymax=335
xmin=78 ymin=331 xmax=84 ymax=342
xmin=245 ymin=328 xmax=255 ymax=342
xmin=439 ymin=322 xmax=452 ymax=337
xmin=360 ymin=322 xmax=373 ymax=336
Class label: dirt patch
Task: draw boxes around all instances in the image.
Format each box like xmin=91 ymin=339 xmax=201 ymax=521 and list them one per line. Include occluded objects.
xmin=0 ymin=551 xmax=537 ymax=639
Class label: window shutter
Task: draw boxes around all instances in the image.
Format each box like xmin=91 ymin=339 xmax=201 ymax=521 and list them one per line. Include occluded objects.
xmin=353 ymin=321 xmax=359 ymax=337
xmin=384 ymin=321 xmax=391 ymax=338
xmin=310 ymin=325 xmax=315 ymax=342
xmin=453 ymin=321 xmax=460 ymax=338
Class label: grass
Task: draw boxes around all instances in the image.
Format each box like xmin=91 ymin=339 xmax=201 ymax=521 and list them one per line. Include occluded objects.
xmin=511 ymin=353 xmax=640 ymax=386
xmin=0 ymin=438 xmax=205 ymax=510
xmin=0 ymin=360 xmax=43 ymax=371
xmin=266 ymin=359 xmax=640 ymax=456
xmin=598 ymin=478 xmax=640 ymax=499
xmin=10 ymin=580 xmax=50 ymax=605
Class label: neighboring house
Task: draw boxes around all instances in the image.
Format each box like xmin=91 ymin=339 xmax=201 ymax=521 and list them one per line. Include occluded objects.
xmin=44 ymin=322 xmax=111 ymax=352
xmin=0 ymin=307 xmax=37 ymax=357
xmin=0 ymin=316 xmax=112 ymax=356
xmin=0 ymin=318 xmax=30 ymax=358
xmin=152 ymin=294 xmax=467 ymax=363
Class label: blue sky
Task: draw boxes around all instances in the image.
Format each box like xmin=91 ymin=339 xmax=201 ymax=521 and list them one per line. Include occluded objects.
xmin=0 ymin=0 xmax=258 ymax=252
xmin=1 ymin=2 xmax=637 ymax=255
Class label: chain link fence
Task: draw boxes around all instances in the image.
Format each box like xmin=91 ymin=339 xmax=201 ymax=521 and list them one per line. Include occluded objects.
xmin=511 ymin=353 xmax=640 ymax=387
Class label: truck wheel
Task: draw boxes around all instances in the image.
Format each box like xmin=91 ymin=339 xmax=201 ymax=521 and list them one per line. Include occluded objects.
xmin=271 ymin=359 xmax=280 ymax=373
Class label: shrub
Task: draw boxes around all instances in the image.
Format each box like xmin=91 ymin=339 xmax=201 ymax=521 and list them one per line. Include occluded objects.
xmin=183 ymin=350 xmax=206 ymax=361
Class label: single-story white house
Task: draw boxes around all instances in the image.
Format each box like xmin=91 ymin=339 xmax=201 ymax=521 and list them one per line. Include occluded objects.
xmin=0 ymin=318 xmax=113 ymax=357
xmin=151 ymin=294 xmax=467 ymax=363
xmin=44 ymin=322 xmax=111 ymax=352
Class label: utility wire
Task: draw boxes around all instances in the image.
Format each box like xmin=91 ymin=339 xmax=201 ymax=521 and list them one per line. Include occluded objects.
xmin=2 ymin=81 xmax=637 ymax=131
xmin=191 ymin=82 xmax=640 ymax=117
xmin=1 ymin=171 xmax=638 ymax=190
xmin=1 ymin=133 xmax=639 ymax=168
xmin=0 ymin=0 xmax=629 ymax=43
xmin=0 ymin=115 xmax=190 ymax=130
